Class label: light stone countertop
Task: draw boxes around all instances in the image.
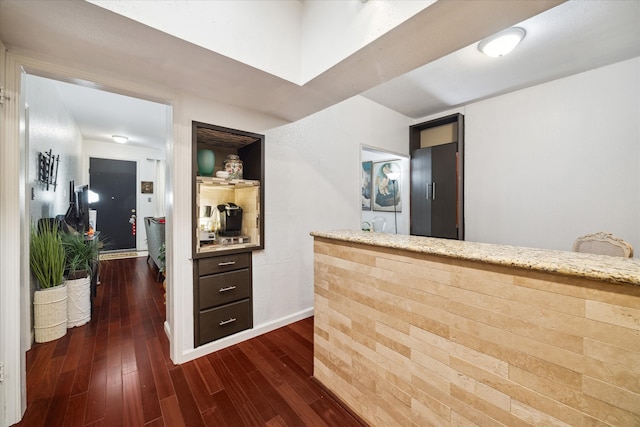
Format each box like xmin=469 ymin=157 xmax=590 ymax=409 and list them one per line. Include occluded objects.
xmin=311 ymin=230 xmax=640 ymax=286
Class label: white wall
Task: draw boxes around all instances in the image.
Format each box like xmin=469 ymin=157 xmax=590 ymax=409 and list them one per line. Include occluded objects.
xmin=175 ymin=95 xmax=412 ymax=361
xmin=82 ymin=140 xmax=166 ymax=251
xmin=418 ymin=58 xmax=640 ymax=255
xmin=300 ymin=0 xmax=432 ymax=83
xmin=26 ymin=75 xmax=83 ymax=223
xmin=89 ymin=0 xmax=303 ymax=83
xmin=256 ymin=96 xmax=411 ymax=327
xmin=173 ymin=94 xmax=296 ymax=360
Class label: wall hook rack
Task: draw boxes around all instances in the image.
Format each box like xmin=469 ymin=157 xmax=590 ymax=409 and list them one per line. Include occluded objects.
xmin=37 ymin=149 xmax=59 ymax=191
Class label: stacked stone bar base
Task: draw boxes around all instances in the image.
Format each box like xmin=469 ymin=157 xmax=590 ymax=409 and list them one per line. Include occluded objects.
xmin=312 ymin=234 xmax=640 ymax=427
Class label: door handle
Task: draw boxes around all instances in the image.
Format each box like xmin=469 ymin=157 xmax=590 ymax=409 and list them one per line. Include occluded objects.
xmin=426 ymin=182 xmax=436 ymax=200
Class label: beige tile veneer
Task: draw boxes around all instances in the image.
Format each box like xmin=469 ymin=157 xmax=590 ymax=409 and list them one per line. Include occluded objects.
xmin=312 ymin=231 xmax=640 ymax=426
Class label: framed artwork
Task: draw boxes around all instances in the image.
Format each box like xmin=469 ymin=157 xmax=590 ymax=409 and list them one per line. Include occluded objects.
xmin=373 ymin=160 xmax=401 ymax=212
xmin=361 ymin=161 xmax=372 ymax=211
xmin=141 ymin=181 xmax=154 ymax=194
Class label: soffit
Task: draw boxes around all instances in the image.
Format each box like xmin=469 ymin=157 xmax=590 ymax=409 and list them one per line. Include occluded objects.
xmin=0 ymin=0 xmax=563 ymax=124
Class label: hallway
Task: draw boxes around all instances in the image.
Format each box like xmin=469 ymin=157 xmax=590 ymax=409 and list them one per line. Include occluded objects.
xmin=14 ymin=257 xmax=363 ymax=426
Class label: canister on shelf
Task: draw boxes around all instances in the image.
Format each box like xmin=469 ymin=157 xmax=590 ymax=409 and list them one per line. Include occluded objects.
xmin=224 ymin=154 xmax=243 ymax=179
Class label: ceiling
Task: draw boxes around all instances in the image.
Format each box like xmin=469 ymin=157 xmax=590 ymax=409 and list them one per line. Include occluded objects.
xmin=363 ymin=1 xmax=640 ymax=118
xmin=1 ymin=0 xmax=639 ymax=150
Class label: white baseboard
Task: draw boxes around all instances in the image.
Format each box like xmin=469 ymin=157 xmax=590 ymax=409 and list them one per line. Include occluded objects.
xmin=164 ymin=320 xmax=171 ymax=341
xmin=176 ymin=306 xmax=314 ymax=364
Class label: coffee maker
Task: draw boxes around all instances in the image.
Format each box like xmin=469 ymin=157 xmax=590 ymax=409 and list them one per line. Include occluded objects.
xmin=216 ymin=203 xmax=243 ymax=236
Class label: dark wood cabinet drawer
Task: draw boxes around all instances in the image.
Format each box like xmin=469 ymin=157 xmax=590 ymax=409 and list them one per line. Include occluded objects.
xmin=199 ymin=299 xmax=251 ymax=344
xmin=199 ymin=253 xmax=250 ymax=275
xmin=199 ymin=269 xmax=250 ymax=310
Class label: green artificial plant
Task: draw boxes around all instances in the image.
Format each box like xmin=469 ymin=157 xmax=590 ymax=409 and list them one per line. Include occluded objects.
xmin=158 ymin=242 xmax=166 ymax=274
xmin=30 ymin=220 xmax=65 ymax=289
xmin=61 ymin=231 xmax=100 ymax=280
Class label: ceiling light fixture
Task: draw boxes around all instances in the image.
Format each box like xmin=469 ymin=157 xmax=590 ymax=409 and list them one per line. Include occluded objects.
xmin=478 ymin=27 xmax=526 ymax=58
xmin=112 ymin=135 xmax=128 ymax=144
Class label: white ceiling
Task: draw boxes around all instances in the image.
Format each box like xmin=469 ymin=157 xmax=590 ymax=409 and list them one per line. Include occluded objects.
xmin=363 ymin=0 xmax=640 ymax=118
xmin=45 ymin=77 xmax=169 ymax=149
xmin=1 ymin=0 xmax=639 ymax=150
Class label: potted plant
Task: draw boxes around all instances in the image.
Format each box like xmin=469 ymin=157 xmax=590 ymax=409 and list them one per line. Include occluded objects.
xmin=158 ymin=242 xmax=166 ymax=303
xmin=30 ymin=219 xmax=67 ymax=342
xmin=61 ymin=231 xmax=99 ymax=327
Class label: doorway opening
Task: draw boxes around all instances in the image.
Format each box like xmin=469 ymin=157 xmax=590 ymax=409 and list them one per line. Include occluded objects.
xmin=24 ymin=74 xmax=169 ymax=252
xmin=21 ymin=71 xmax=172 ymax=355
xmin=361 ymin=146 xmax=410 ymax=234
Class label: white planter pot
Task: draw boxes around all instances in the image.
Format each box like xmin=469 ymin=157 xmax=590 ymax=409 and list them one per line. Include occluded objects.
xmin=34 ymin=284 xmax=67 ymax=343
xmin=65 ymin=275 xmax=91 ymax=328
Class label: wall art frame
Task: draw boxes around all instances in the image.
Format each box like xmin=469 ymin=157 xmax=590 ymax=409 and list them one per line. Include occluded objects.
xmin=373 ymin=160 xmax=401 ymax=212
xmin=141 ymin=181 xmax=154 ymax=194
xmin=361 ymin=161 xmax=372 ymax=211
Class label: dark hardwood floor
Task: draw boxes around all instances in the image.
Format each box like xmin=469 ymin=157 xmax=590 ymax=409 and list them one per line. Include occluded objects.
xmin=14 ymin=256 xmax=364 ymax=427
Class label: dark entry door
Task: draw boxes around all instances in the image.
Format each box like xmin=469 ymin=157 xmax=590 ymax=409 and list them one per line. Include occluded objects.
xmin=89 ymin=158 xmax=137 ymax=251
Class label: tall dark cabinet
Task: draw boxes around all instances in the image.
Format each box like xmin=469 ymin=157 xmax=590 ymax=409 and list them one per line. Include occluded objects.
xmin=192 ymin=121 xmax=264 ymax=347
xmin=410 ymin=114 xmax=464 ymax=240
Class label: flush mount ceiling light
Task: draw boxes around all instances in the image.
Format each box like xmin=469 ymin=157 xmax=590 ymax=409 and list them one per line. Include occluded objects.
xmin=112 ymin=135 xmax=128 ymax=144
xmin=478 ymin=27 xmax=526 ymax=58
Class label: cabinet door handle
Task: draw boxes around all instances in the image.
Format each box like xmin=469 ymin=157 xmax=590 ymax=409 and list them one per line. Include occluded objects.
xmin=218 ymin=285 xmax=237 ymax=293
xmin=426 ymin=183 xmax=431 ymax=200
xmin=218 ymin=261 xmax=236 ymax=266
xmin=219 ymin=318 xmax=237 ymax=326
xmin=432 ymin=182 xmax=436 ymax=200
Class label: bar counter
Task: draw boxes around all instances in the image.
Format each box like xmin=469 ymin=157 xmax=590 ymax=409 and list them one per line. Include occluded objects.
xmin=311 ymin=230 xmax=640 ymax=426
xmin=311 ymin=230 xmax=639 ymax=286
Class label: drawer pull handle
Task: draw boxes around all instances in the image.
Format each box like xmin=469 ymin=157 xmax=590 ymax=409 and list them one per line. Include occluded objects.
xmin=219 ymin=318 xmax=237 ymax=326
xmin=218 ymin=285 xmax=237 ymax=293
xmin=218 ymin=261 xmax=236 ymax=266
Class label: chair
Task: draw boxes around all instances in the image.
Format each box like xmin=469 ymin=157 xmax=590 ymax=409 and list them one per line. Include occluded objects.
xmin=572 ymin=232 xmax=633 ymax=258
xmin=144 ymin=217 xmax=166 ymax=281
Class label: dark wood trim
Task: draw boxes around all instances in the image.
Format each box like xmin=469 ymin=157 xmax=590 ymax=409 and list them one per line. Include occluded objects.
xmin=409 ymin=112 xmax=462 ymax=152
xmin=191 ymin=121 xmax=265 ymax=347
xmin=456 ymin=114 xmax=465 ymax=240
xmin=191 ymin=120 xmax=265 ymax=257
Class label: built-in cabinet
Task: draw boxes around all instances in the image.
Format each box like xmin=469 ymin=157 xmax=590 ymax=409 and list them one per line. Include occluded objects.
xmin=195 ymin=252 xmax=253 ymax=345
xmin=409 ymin=114 xmax=464 ymax=240
xmin=192 ymin=121 xmax=264 ymax=347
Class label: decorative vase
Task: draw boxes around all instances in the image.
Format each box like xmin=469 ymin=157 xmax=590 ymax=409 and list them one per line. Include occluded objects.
xmin=34 ymin=283 xmax=68 ymax=343
xmin=224 ymin=154 xmax=243 ymax=179
xmin=65 ymin=275 xmax=91 ymax=328
xmin=197 ymin=149 xmax=215 ymax=176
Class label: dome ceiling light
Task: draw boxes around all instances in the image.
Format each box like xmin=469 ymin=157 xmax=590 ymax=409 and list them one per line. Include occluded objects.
xmin=478 ymin=27 xmax=526 ymax=58
xmin=112 ymin=135 xmax=128 ymax=144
